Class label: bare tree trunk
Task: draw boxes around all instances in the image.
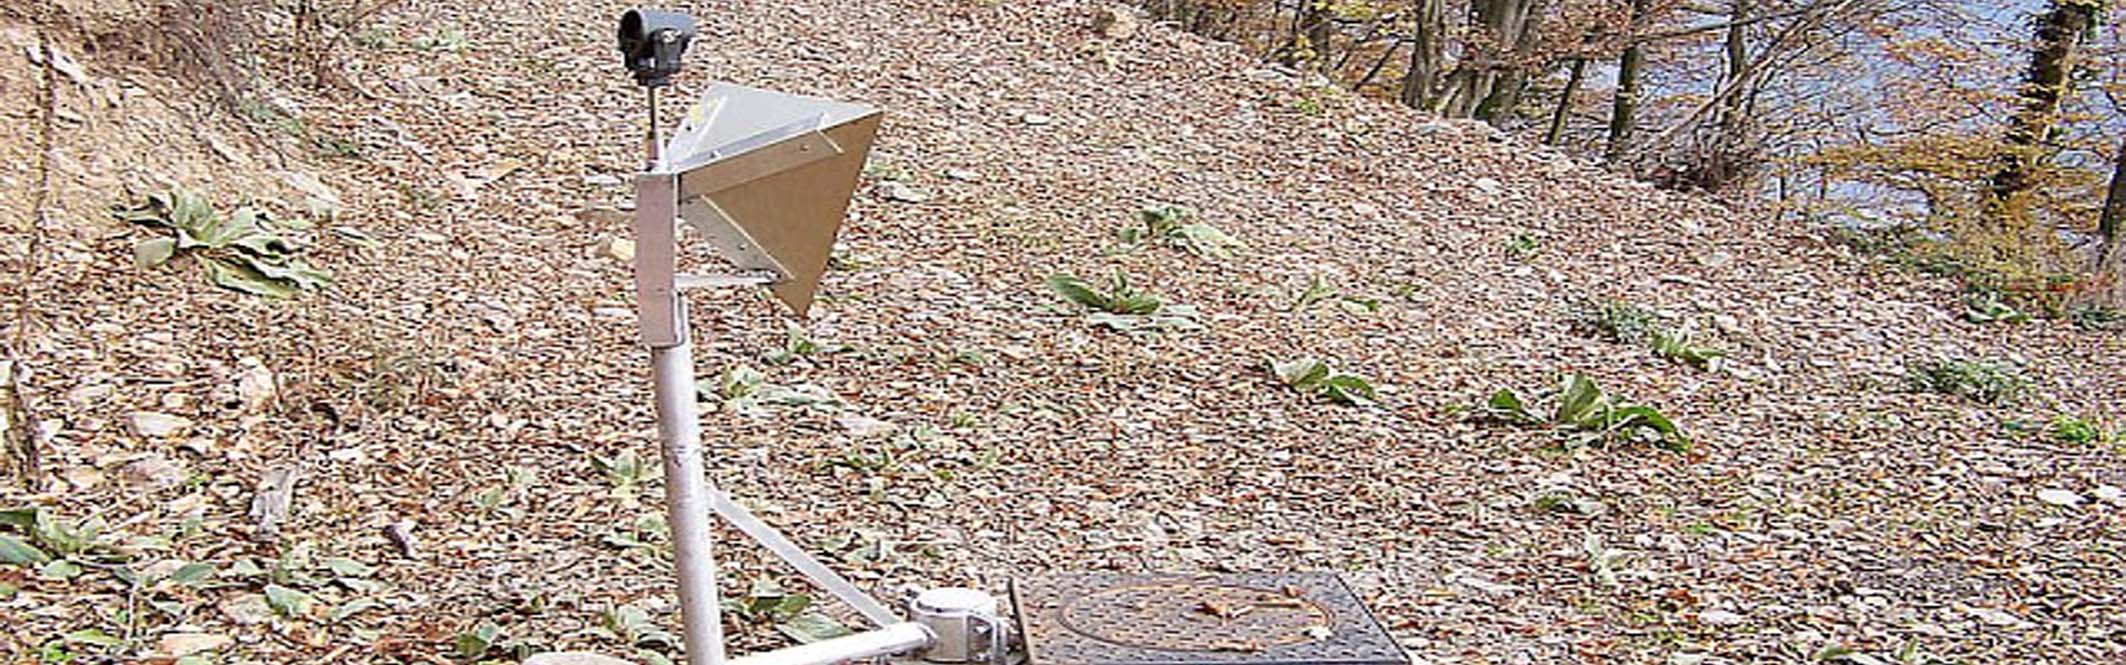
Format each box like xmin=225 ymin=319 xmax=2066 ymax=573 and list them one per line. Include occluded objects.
xmin=1547 ymin=58 xmax=1588 ymax=145
xmin=1474 ymin=0 xmax=1551 ymax=124
xmin=1606 ymin=0 xmax=1651 ymax=163
xmin=1717 ymin=0 xmax=1751 ymax=135
xmin=2102 ymin=138 xmax=2126 ymax=302
xmin=1400 ymin=0 xmax=1447 ymax=110
xmin=1991 ymin=0 xmax=2099 ymax=203
xmin=2104 ymin=135 xmax=2126 ymax=246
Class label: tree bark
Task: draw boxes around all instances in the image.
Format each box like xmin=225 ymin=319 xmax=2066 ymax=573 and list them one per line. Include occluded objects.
xmin=1991 ymin=0 xmax=2100 ymax=202
xmin=1400 ymin=0 xmax=1447 ymax=110
xmin=1547 ymin=58 xmax=1588 ymax=145
xmin=2104 ymin=135 xmax=2126 ymax=245
xmin=1606 ymin=0 xmax=1651 ymax=163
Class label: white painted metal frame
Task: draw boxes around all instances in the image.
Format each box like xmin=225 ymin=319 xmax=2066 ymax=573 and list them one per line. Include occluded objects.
xmin=633 ymin=87 xmax=928 ymax=665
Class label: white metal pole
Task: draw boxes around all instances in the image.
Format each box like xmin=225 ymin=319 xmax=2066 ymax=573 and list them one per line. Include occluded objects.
xmin=653 ymin=339 xmax=728 ymax=665
xmin=726 ymin=623 xmax=935 ymax=665
xmin=641 ymin=84 xmax=728 ymax=665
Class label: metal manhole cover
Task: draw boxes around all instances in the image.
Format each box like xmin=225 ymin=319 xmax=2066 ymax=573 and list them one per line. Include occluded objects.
xmin=1012 ymin=573 xmax=1406 ymax=665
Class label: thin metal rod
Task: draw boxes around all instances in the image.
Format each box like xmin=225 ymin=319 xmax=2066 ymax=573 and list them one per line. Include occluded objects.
xmin=654 ymin=339 xmax=728 ymax=665
xmin=726 ymin=623 xmax=934 ymax=665
xmin=647 ymin=86 xmax=663 ymax=168
xmin=709 ymin=489 xmax=901 ymax=627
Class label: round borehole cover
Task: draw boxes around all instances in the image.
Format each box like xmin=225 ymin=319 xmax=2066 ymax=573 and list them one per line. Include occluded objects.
xmin=1057 ymin=582 xmax=1336 ymax=652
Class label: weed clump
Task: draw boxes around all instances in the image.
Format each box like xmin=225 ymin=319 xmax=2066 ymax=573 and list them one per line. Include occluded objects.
xmin=1906 ymin=358 xmax=2027 ymax=405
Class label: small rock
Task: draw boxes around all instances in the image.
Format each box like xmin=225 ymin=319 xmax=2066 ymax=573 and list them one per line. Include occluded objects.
xmin=943 ymin=168 xmax=980 ymax=182
xmin=120 ymin=454 xmax=186 ymax=490
xmin=2037 ymin=489 xmax=2083 ymax=507
xmin=1091 ymin=6 xmax=1139 ymax=39
xmin=157 ymin=632 xmax=233 ymax=658
xmin=1699 ymin=609 xmax=1747 ymax=626
xmin=2094 ymin=485 xmax=2123 ymax=506
xmin=235 ymin=359 xmax=275 ymax=413
xmin=877 ymin=181 xmax=931 ymax=203
xmin=1021 ymin=113 xmax=1053 ymax=126
xmin=605 ymin=237 xmax=636 ymax=263
xmin=130 ymin=411 xmax=192 ymax=438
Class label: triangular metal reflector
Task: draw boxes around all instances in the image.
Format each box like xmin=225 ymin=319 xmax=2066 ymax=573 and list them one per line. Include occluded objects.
xmin=666 ymin=82 xmax=881 ymax=316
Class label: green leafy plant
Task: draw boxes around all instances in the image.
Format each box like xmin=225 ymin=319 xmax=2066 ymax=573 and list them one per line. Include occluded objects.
xmin=1507 ymin=233 xmax=1540 ymax=259
xmin=2068 ymin=304 xmax=2125 ymax=331
xmin=1573 ymin=298 xmax=1663 ymax=345
xmin=1046 ymin=272 xmax=1200 ymax=332
xmin=602 ymin=604 xmax=681 ymax=654
xmin=116 ymin=190 xmax=333 ymax=298
xmin=698 ymin=365 xmax=841 ymax=416
xmin=762 ymin=323 xmax=841 ymax=365
xmin=1650 ymin=330 xmax=1725 ymax=369
xmin=1481 ymin=374 xmax=1691 ymax=452
xmin=1117 ymin=204 xmax=1242 ymax=259
xmin=1963 ymin=288 xmax=2032 ymax=324
xmin=1268 ymin=357 xmax=1377 ymax=406
xmin=722 ymin=579 xmax=853 ymax=645
xmin=1906 ymin=358 xmax=2026 ymax=405
xmin=2049 ymin=415 xmax=2114 ymax=446
xmin=1572 ymin=298 xmax=1726 ymax=369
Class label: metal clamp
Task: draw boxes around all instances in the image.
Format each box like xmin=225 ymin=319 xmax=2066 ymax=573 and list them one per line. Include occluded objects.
xmin=908 ymin=588 xmax=1009 ymax=665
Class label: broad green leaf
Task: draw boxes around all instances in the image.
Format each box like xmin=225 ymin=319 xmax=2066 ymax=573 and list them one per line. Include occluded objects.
xmin=322 ymin=557 xmax=373 ymax=578
xmin=455 ymin=622 xmax=501 ymax=659
xmin=202 ymin=257 xmax=299 ymax=298
xmin=1269 ymin=358 xmax=1330 ymax=389
xmin=1554 ymin=374 xmax=1606 ymax=426
xmin=40 ymin=558 xmax=82 ymax=580
xmin=0 ymin=534 xmax=50 ymax=566
xmin=169 ymin=561 xmax=216 ymax=585
xmin=264 ymin=584 xmax=313 ymax=618
xmin=777 ymin=612 xmax=853 ymax=644
xmin=1484 ymin=389 xmax=1537 ymax=424
xmin=1322 ymin=374 xmax=1377 ymax=405
xmin=330 ymin=597 xmax=385 ymax=622
xmin=0 ymin=507 xmax=34 ymax=529
xmin=134 ymin=238 xmax=178 ymax=268
xmin=1174 ymin=222 xmax=1241 ymax=258
xmin=1046 ymin=274 xmax=1110 ymax=310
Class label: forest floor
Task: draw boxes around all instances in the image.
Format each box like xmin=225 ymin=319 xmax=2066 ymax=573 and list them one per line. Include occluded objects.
xmin=3 ymin=1 xmax=2125 ymax=663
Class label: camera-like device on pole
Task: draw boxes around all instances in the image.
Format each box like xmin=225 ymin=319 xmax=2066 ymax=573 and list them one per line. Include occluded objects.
xmin=617 ymin=8 xmax=696 ymax=87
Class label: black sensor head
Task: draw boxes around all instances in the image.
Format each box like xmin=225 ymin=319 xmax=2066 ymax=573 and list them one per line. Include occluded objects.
xmin=618 ymin=9 xmax=696 ymax=87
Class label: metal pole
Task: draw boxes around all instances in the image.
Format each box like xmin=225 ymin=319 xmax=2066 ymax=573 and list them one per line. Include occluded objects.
xmin=653 ymin=340 xmax=727 ymax=665
xmin=726 ymin=623 xmax=935 ymax=665
xmin=641 ymin=84 xmax=728 ymax=665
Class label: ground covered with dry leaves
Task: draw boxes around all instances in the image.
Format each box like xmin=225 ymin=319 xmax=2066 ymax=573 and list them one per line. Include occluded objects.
xmin=3 ymin=1 xmax=2124 ymax=663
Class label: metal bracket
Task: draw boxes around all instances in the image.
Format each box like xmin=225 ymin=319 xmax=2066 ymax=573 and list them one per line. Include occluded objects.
xmin=634 ymin=171 xmax=685 ymax=349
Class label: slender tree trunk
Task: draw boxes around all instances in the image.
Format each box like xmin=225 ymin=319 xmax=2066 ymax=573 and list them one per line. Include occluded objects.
xmin=1547 ymin=58 xmax=1588 ymax=145
xmin=1400 ymin=0 xmax=1446 ymax=110
xmin=1717 ymin=0 xmax=1751 ymax=135
xmin=2104 ymin=136 xmax=2126 ymax=245
xmin=1306 ymin=2 xmax=1334 ymax=72
xmin=2102 ymin=139 xmax=2126 ymax=303
xmin=1606 ymin=0 xmax=1651 ymax=163
xmin=1990 ymin=0 xmax=2100 ymax=203
xmin=1475 ymin=0 xmax=1550 ymax=124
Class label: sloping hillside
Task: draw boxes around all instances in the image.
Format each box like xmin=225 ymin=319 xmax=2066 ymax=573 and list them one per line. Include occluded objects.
xmin=3 ymin=1 xmax=2123 ymax=663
